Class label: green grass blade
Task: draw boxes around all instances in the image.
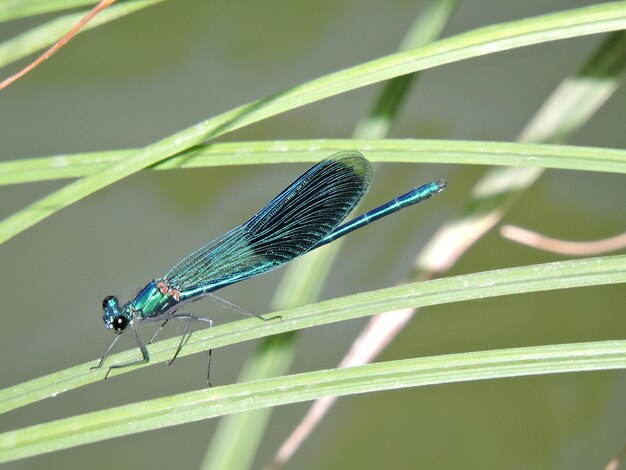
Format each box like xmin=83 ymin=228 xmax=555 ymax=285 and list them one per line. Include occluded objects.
xmin=0 ymin=0 xmax=98 ymax=22
xmin=1 ymin=2 xmax=625 ymax=244
xmin=2 ymin=139 xmax=625 ymax=186
xmin=1 ymin=340 xmax=625 ymax=463
xmin=0 ymin=1 xmax=163 ymax=68
xmin=0 ymin=255 xmax=624 ymax=415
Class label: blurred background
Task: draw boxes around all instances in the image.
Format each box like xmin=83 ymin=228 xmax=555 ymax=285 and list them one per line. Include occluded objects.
xmin=1 ymin=0 xmax=625 ymax=468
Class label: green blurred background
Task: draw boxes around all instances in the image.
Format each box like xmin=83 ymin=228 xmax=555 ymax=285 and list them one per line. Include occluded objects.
xmin=1 ymin=0 xmax=625 ymax=469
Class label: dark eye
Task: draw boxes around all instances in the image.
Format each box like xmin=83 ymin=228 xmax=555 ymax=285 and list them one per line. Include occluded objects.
xmin=102 ymin=295 xmax=116 ymax=310
xmin=112 ymin=315 xmax=128 ymax=332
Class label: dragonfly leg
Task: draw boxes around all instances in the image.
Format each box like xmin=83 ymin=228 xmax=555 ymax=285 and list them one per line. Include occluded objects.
xmin=91 ymin=332 xmax=123 ymax=371
xmin=207 ymin=292 xmax=282 ymax=321
xmin=145 ymin=313 xmax=214 ymax=385
xmin=148 ymin=319 xmax=170 ymax=344
xmin=93 ymin=322 xmax=149 ymax=380
xmin=168 ymin=315 xmax=193 ymax=366
xmin=170 ymin=314 xmax=212 ymax=363
xmin=259 ymin=313 xmax=282 ymax=321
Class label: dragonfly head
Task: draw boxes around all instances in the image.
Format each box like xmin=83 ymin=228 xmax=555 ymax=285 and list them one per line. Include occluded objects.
xmin=102 ymin=295 xmax=130 ymax=333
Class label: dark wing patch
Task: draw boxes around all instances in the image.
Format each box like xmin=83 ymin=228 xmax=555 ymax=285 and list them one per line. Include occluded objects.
xmin=165 ymin=151 xmax=372 ymax=292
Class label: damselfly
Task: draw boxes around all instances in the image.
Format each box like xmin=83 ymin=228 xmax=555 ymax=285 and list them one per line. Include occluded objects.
xmin=94 ymin=151 xmax=446 ymax=380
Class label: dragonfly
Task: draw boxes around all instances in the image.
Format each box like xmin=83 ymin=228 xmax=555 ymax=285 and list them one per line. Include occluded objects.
xmin=94 ymin=151 xmax=447 ymax=381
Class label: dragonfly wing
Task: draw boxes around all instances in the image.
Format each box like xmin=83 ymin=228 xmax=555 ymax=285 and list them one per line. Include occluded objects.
xmin=165 ymin=151 xmax=372 ymax=292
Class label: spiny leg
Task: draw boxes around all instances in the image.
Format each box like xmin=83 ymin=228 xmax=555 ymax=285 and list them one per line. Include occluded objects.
xmin=166 ymin=314 xmax=213 ymax=365
xmin=148 ymin=319 xmax=170 ymax=344
xmin=91 ymin=332 xmax=123 ymax=371
xmin=206 ymin=348 xmax=212 ymax=386
xmin=144 ymin=313 xmax=214 ymax=384
xmin=98 ymin=322 xmax=149 ymax=380
xmin=169 ymin=315 xmax=193 ymax=365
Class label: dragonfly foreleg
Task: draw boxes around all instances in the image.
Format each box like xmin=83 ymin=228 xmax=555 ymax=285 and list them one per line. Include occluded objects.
xmin=94 ymin=322 xmax=150 ymax=380
xmin=91 ymin=332 xmax=123 ymax=371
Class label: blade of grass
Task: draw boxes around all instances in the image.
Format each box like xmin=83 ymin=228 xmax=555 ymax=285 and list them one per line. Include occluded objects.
xmin=1 ymin=339 xmax=625 ymax=463
xmin=0 ymin=255 xmax=624 ymax=415
xmin=0 ymin=0 xmax=117 ymax=90
xmin=0 ymin=0 xmax=163 ymax=69
xmin=2 ymin=139 xmax=626 ymax=186
xmin=1 ymin=2 xmax=625 ymax=244
xmin=0 ymin=0 xmax=102 ymax=22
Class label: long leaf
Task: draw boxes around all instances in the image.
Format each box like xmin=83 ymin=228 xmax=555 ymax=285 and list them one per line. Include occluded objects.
xmin=1 ymin=2 xmax=625 ymax=244
xmin=0 ymin=1 xmax=106 ymax=22
xmin=1 ymin=140 xmax=625 ymax=186
xmin=1 ymin=340 xmax=625 ymax=463
xmin=0 ymin=1 xmax=163 ymax=67
xmin=0 ymin=255 xmax=624 ymax=415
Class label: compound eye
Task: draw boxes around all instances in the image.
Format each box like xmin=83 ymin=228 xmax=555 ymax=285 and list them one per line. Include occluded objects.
xmin=102 ymin=295 xmax=116 ymax=311
xmin=112 ymin=315 xmax=128 ymax=332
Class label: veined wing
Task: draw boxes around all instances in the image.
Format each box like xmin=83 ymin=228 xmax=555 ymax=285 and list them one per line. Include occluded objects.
xmin=164 ymin=151 xmax=373 ymax=292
